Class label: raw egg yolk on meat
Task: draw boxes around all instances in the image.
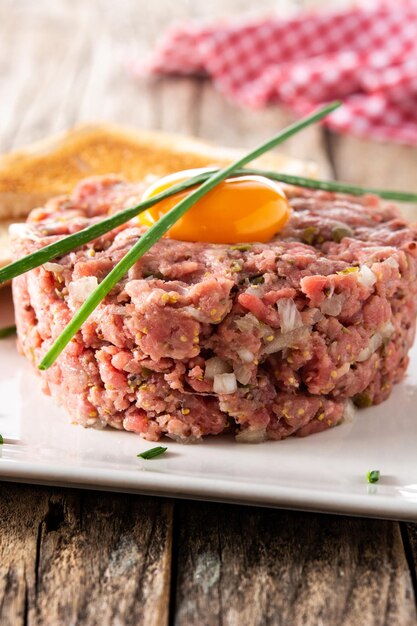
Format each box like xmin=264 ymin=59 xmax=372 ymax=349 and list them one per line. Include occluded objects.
xmin=138 ymin=168 xmax=290 ymax=243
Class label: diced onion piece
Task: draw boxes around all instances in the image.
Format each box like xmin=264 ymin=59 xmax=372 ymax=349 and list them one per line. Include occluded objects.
xmin=356 ymin=321 xmax=394 ymax=362
xmin=335 ymin=362 xmax=350 ymax=378
xmin=204 ymin=357 xmax=232 ymax=379
xmin=233 ymin=363 xmax=252 ymax=385
xmin=235 ymin=313 xmax=260 ymax=333
xmin=264 ymin=326 xmax=310 ymax=354
xmin=183 ymin=306 xmax=210 ymax=322
xmin=9 ymin=223 xmax=41 ymax=241
xmin=320 ymin=294 xmax=344 ymax=316
xmin=213 ymin=373 xmax=237 ymax=395
xmin=244 ymin=287 xmax=259 ymax=297
xmin=357 ymin=265 xmax=376 ymax=288
xmin=308 ymin=308 xmax=324 ymax=325
xmin=342 ymin=399 xmax=356 ymax=424
xmin=236 ymin=428 xmax=267 ymax=443
xmin=244 ymin=285 xmax=267 ymax=297
xmin=383 ymin=257 xmax=399 ymax=270
xmin=44 ymin=262 xmax=64 ymax=272
xmin=106 ymin=305 xmax=128 ymax=316
xmin=357 ymin=334 xmax=383 ymax=362
xmin=237 ymin=348 xmax=255 ymax=363
xmin=382 ymin=320 xmax=395 ymax=337
xmin=68 ymin=276 xmax=98 ymax=303
xmin=277 ymin=298 xmax=303 ymax=333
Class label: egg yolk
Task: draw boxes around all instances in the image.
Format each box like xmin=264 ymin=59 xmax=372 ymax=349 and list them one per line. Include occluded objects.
xmin=138 ymin=168 xmax=290 ymax=243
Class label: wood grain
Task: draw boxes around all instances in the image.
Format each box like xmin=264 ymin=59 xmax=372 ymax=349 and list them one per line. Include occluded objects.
xmin=0 ymin=483 xmax=173 ymax=626
xmin=329 ymin=134 xmax=417 ymax=222
xmin=404 ymin=523 xmax=417 ymax=593
xmin=173 ymin=503 xmax=417 ymax=626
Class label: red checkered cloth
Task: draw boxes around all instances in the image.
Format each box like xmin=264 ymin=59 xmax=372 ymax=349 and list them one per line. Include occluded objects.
xmin=132 ymin=1 xmax=417 ymax=144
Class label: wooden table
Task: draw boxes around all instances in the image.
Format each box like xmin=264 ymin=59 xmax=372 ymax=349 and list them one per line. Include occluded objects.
xmin=1 ymin=1 xmax=417 ymax=624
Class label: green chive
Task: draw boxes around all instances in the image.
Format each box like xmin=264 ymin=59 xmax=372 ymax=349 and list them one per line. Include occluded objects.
xmin=2 ymin=163 xmax=417 ymax=286
xmin=0 ymin=172 xmax=214 ymax=285
xmin=137 ymin=446 xmax=167 ymax=460
xmin=366 ymin=470 xmax=380 ymax=484
xmin=0 ymin=434 xmax=3 ymax=445
xmin=0 ymin=325 xmax=16 ymax=339
xmin=39 ymin=101 xmax=341 ymax=370
xmin=243 ymin=169 xmax=417 ymax=202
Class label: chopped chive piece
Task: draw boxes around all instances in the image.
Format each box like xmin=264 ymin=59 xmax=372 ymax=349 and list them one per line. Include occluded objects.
xmin=137 ymin=446 xmax=167 ymax=460
xmin=366 ymin=470 xmax=380 ymax=484
xmin=243 ymin=168 xmax=417 ymax=202
xmin=39 ymin=101 xmax=341 ymax=370
xmin=0 ymin=434 xmax=3 ymax=445
xmin=0 ymin=325 xmax=16 ymax=339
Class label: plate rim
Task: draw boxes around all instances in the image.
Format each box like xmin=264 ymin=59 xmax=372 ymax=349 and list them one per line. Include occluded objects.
xmin=0 ymin=457 xmax=416 ymax=521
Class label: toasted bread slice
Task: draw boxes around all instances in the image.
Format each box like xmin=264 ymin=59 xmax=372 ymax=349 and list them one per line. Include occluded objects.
xmin=0 ymin=123 xmax=317 ymax=271
xmin=0 ymin=221 xmax=12 ymax=268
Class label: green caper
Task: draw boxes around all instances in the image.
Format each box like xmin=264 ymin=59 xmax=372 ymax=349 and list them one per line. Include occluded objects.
xmin=249 ymin=274 xmax=265 ymax=285
xmin=331 ymin=225 xmax=354 ymax=243
xmin=353 ymin=392 xmax=373 ymax=408
xmin=301 ymin=226 xmax=317 ymax=245
xmin=230 ymin=244 xmax=253 ymax=252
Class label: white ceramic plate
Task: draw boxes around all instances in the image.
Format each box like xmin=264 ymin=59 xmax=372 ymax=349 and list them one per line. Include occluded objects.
xmin=1 ymin=287 xmax=417 ymax=520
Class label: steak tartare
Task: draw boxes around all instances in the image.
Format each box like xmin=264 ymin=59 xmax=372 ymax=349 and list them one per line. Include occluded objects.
xmin=11 ymin=175 xmax=417 ymax=442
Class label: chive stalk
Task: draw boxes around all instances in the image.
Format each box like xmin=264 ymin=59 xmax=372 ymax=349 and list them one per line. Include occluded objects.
xmin=39 ymin=101 xmax=341 ymax=369
xmin=243 ymin=169 xmax=417 ymax=202
xmin=366 ymin=470 xmax=380 ymax=484
xmin=2 ymin=169 xmax=417 ymax=286
xmin=137 ymin=446 xmax=167 ymax=460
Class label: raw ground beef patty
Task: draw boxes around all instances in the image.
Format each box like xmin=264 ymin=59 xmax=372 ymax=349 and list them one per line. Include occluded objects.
xmin=11 ymin=175 xmax=417 ymax=442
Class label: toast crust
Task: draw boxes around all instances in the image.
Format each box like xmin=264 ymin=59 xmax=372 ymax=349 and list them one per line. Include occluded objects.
xmin=0 ymin=124 xmax=316 ymax=220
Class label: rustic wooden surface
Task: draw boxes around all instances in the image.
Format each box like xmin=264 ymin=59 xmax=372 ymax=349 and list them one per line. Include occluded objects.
xmin=1 ymin=1 xmax=417 ymax=625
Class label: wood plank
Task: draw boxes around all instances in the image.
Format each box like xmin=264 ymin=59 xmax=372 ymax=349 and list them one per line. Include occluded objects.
xmin=329 ymin=134 xmax=417 ymax=222
xmin=0 ymin=483 xmax=173 ymax=626
xmin=197 ymin=84 xmax=331 ymax=176
xmin=403 ymin=523 xmax=417 ymax=595
xmin=0 ymin=0 xmax=323 ymax=157
xmin=173 ymin=503 xmax=417 ymax=626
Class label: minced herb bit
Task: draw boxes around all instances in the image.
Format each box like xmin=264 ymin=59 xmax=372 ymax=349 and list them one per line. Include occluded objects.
xmin=331 ymin=225 xmax=354 ymax=243
xmin=0 ymin=434 xmax=3 ymax=444
xmin=230 ymin=261 xmax=243 ymax=272
xmin=353 ymin=392 xmax=373 ymax=408
xmin=137 ymin=446 xmax=167 ymax=460
xmin=0 ymin=325 xmax=16 ymax=339
xmin=229 ymin=244 xmax=252 ymax=252
xmin=366 ymin=470 xmax=380 ymax=484
xmin=337 ymin=266 xmax=359 ymax=275
xmin=301 ymin=226 xmax=317 ymax=245
xmin=249 ymin=274 xmax=265 ymax=285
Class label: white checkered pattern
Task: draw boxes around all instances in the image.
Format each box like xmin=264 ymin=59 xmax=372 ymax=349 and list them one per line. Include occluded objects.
xmin=133 ymin=1 xmax=417 ymax=144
